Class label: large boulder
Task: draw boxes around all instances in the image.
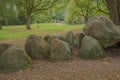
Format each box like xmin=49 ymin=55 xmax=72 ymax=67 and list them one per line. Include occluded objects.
xmin=44 ymin=34 xmax=66 ymax=43
xmin=50 ymin=39 xmax=72 ymax=61
xmin=73 ymin=33 xmax=85 ymax=48
xmin=83 ymin=16 xmax=120 ymax=48
xmin=0 ymin=45 xmax=31 ymax=72
xmin=79 ymin=36 xmax=105 ymax=59
xmin=0 ymin=43 xmax=13 ymax=57
xmin=25 ymin=35 xmax=50 ymax=60
xmin=66 ymin=31 xmax=75 ymax=45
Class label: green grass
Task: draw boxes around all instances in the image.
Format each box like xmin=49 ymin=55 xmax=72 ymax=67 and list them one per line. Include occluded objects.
xmin=0 ymin=23 xmax=84 ymax=40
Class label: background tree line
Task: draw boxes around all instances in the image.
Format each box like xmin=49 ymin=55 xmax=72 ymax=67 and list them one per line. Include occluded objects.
xmin=0 ymin=0 xmax=120 ymax=30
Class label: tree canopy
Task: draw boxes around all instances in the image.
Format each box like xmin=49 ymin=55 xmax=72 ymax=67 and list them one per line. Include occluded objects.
xmin=0 ymin=0 xmax=120 ymax=29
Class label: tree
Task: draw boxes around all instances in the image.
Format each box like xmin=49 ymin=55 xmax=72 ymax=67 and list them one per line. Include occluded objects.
xmin=53 ymin=10 xmax=65 ymax=22
xmin=65 ymin=0 xmax=82 ymax=24
xmin=0 ymin=19 xmax=2 ymax=30
xmin=105 ymin=0 xmax=120 ymax=26
xmin=96 ymin=0 xmax=108 ymax=15
xmin=16 ymin=0 xmax=58 ymax=30
xmin=0 ymin=0 xmax=9 ymax=29
xmin=76 ymin=0 xmax=98 ymax=23
xmin=50 ymin=0 xmax=69 ymax=23
xmin=0 ymin=0 xmax=5 ymax=30
xmin=0 ymin=0 xmax=18 ymax=29
xmin=4 ymin=3 xmax=18 ymax=25
xmin=32 ymin=12 xmax=53 ymax=23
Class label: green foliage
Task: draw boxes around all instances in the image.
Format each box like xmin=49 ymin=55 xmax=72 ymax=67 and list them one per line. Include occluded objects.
xmin=32 ymin=12 xmax=53 ymax=23
xmin=0 ymin=0 xmax=109 ymax=26
xmin=15 ymin=0 xmax=60 ymax=29
xmin=53 ymin=10 xmax=65 ymax=22
xmin=76 ymin=0 xmax=98 ymax=22
xmin=95 ymin=0 xmax=108 ymax=14
xmin=94 ymin=0 xmax=108 ymax=17
xmin=65 ymin=0 xmax=84 ymax=24
xmin=0 ymin=0 xmax=18 ymax=25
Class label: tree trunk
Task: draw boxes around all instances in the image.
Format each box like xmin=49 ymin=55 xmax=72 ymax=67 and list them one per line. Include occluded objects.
xmin=26 ymin=15 xmax=31 ymax=30
xmin=85 ymin=16 xmax=88 ymax=23
xmin=5 ymin=18 xmax=8 ymax=26
xmin=0 ymin=21 xmax=2 ymax=30
xmin=105 ymin=0 xmax=120 ymax=26
xmin=12 ymin=19 xmax=15 ymax=25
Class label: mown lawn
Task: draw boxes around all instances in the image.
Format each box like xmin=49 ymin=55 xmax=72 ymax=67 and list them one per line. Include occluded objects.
xmin=0 ymin=23 xmax=84 ymax=40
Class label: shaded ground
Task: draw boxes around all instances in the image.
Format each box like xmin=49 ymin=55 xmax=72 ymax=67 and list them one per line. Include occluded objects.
xmin=0 ymin=30 xmax=120 ymax=80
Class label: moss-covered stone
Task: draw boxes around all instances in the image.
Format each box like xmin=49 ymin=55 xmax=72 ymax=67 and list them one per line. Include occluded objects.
xmin=0 ymin=43 xmax=13 ymax=57
xmin=44 ymin=34 xmax=66 ymax=43
xmin=0 ymin=45 xmax=32 ymax=73
xmin=66 ymin=31 xmax=75 ymax=45
xmin=25 ymin=35 xmax=50 ymax=60
xmin=73 ymin=33 xmax=85 ymax=48
xmin=44 ymin=35 xmax=50 ymax=42
xmin=50 ymin=39 xmax=72 ymax=62
xmin=79 ymin=36 xmax=105 ymax=59
xmin=83 ymin=16 xmax=120 ymax=48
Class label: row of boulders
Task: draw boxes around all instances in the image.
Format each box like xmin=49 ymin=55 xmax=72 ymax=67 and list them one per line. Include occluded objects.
xmin=0 ymin=16 xmax=119 ymax=73
xmin=0 ymin=32 xmax=77 ymax=72
xmin=43 ymin=32 xmax=85 ymax=48
xmin=0 ymin=30 xmax=85 ymax=72
xmin=25 ymin=31 xmax=87 ymax=62
xmin=25 ymin=34 xmax=72 ymax=61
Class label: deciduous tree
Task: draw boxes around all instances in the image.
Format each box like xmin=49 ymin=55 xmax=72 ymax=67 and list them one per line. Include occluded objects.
xmin=76 ymin=0 xmax=98 ymax=23
xmin=16 ymin=0 xmax=58 ymax=30
xmin=0 ymin=0 xmax=18 ymax=30
xmin=65 ymin=0 xmax=82 ymax=24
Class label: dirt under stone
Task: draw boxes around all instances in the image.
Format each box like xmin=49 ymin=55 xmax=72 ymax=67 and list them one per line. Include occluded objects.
xmin=0 ymin=31 xmax=119 ymax=80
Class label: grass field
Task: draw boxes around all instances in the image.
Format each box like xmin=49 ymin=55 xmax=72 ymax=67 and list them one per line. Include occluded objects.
xmin=0 ymin=23 xmax=84 ymax=40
